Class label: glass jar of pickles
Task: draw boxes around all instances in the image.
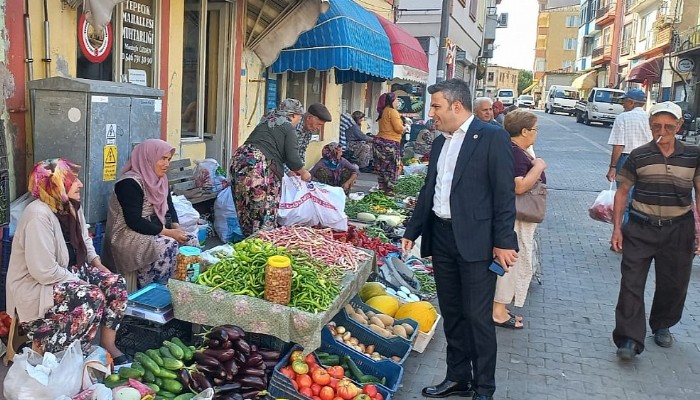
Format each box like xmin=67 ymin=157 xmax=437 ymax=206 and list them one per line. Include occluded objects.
xmin=264 ymin=255 xmax=292 ymax=305
xmin=176 ymin=246 xmax=201 ymax=282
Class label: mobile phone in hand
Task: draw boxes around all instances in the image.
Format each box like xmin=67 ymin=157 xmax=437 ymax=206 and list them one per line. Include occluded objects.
xmin=489 ymin=260 xmax=505 ymax=276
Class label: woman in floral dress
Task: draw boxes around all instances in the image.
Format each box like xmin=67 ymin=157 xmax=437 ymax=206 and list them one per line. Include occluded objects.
xmin=230 ymin=99 xmax=312 ymax=236
xmin=310 ymin=142 xmax=359 ymax=194
xmin=373 ymin=93 xmax=404 ymax=195
xmin=6 ymin=159 xmax=130 ymax=364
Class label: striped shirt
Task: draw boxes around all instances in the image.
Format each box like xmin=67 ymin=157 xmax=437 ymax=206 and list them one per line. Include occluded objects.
xmin=607 ymin=107 xmax=652 ymax=154
xmin=617 ymin=140 xmax=700 ymax=218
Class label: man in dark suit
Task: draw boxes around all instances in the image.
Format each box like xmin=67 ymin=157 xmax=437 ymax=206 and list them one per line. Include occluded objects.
xmin=402 ymin=79 xmax=518 ymax=399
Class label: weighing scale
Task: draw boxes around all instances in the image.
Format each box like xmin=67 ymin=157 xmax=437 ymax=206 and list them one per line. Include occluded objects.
xmin=125 ymin=283 xmax=174 ymax=324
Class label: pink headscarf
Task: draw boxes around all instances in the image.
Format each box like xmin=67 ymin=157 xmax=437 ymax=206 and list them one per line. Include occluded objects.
xmin=121 ymin=139 xmax=175 ymax=224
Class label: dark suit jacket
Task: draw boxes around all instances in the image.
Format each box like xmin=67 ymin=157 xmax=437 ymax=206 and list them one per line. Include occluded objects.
xmin=404 ymin=117 xmax=518 ymax=262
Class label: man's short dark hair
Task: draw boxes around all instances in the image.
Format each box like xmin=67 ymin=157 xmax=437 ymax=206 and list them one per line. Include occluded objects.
xmin=427 ymin=79 xmax=473 ymax=111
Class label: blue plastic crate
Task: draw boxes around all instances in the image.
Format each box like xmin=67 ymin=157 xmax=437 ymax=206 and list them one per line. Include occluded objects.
xmin=270 ymin=345 xmax=394 ymax=399
xmin=347 ymin=294 xmax=419 ymax=343
xmin=327 ymin=311 xmax=411 ymax=364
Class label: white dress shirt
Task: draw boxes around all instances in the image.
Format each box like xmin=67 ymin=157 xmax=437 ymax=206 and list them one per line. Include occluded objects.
xmin=607 ymin=107 xmax=652 ymax=154
xmin=433 ymin=115 xmax=474 ymax=219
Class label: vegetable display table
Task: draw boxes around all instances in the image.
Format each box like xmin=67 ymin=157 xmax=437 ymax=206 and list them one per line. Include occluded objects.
xmin=169 ymin=252 xmax=375 ymax=352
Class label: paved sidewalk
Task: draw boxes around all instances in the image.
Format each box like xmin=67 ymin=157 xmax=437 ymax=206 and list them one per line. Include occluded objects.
xmin=393 ymin=112 xmax=700 ymax=400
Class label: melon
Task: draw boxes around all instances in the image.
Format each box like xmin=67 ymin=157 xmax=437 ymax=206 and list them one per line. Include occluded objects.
xmin=394 ymin=301 xmax=438 ymax=333
xmin=366 ymin=295 xmax=400 ymax=317
xmin=359 ymin=282 xmax=386 ymax=302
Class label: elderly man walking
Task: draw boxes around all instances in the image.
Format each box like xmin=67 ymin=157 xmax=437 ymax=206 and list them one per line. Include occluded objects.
xmin=606 ymin=89 xmax=652 ymax=182
xmin=296 ymin=103 xmax=332 ymax=164
xmin=611 ymin=101 xmax=700 ymax=360
xmin=474 ymin=97 xmax=501 ymax=126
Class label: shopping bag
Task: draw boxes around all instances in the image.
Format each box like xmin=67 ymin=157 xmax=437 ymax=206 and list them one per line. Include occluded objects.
xmin=309 ymin=181 xmax=348 ymax=231
xmin=172 ymin=195 xmax=201 ymax=237
xmin=588 ymin=181 xmax=616 ymax=224
xmin=194 ymin=158 xmax=229 ymax=192
xmin=214 ymin=187 xmax=244 ymax=243
xmin=3 ymin=340 xmax=84 ymax=400
xmin=277 ymin=176 xmax=317 ymax=227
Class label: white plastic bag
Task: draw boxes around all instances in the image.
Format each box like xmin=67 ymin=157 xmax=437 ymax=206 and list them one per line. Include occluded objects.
xmin=277 ymin=176 xmax=348 ymax=231
xmin=172 ymin=195 xmax=201 ymax=237
xmin=194 ymin=158 xmax=228 ymax=192
xmin=10 ymin=192 xmax=33 ymax=236
xmin=3 ymin=340 xmax=84 ymax=400
xmin=214 ymin=187 xmax=244 ymax=243
xmin=588 ymin=181 xmax=616 ymax=224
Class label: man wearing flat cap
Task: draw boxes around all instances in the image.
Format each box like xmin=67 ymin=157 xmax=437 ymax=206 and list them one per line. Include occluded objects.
xmin=611 ymin=101 xmax=700 ymax=360
xmin=296 ymin=103 xmax=332 ymax=164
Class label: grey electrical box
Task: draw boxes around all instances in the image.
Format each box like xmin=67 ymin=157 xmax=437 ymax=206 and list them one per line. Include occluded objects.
xmin=28 ymin=77 xmax=164 ymax=223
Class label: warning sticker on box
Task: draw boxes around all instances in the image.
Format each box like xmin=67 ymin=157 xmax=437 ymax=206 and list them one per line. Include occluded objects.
xmin=103 ymin=145 xmax=118 ymax=181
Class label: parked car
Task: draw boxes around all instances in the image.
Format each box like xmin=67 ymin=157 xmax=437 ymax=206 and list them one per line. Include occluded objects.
xmin=575 ymin=87 xmax=625 ymax=126
xmin=497 ymin=89 xmax=515 ymax=106
xmin=517 ymin=95 xmax=535 ymax=108
xmin=545 ymin=85 xmax=579 ymax=115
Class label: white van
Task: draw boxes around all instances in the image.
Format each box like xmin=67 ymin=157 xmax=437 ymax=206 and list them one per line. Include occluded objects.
xmin=545 ymin=85 xmax=580 ymax=115
xmin=496 ymin=89 xmax=515 ymax=106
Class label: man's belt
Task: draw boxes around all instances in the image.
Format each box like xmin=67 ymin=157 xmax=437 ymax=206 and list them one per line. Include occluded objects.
xmin=629 ymin=209 xmax=693 ymax=227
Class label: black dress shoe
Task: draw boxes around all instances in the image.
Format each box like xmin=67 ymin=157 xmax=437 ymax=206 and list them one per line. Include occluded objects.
xmin=616 ymin=339 xmax=640 ymax=360
xmin=473 ymin=395 xmax=494 ymax=400
xmin=654 ymin=328 xmax=673 ymax=348
xmin=422 ymin=380 xmax=475 ymax=398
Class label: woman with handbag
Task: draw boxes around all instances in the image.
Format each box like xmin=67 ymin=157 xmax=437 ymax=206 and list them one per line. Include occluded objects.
xmin=493 ymin=110 xmax=547 ymax=329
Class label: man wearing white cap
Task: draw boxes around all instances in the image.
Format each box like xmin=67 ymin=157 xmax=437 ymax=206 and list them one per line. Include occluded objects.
xmin=611 ymin=101 xmax=700 ymax=360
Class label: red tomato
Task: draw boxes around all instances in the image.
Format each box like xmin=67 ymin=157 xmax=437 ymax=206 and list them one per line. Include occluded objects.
xmin=300 ymin=387 xmax=314 ymax=398
xmin=297 ymin=374 xmax=313 ymax=389
xmin=311 ymin=383 xmax=322 ymax=396
xmin=329 ymin=377 xmax=339 ymax=390
xmin=305 ymin=353 xmax=318 ymax=365
xmin=292 ymin=380 xmax=299 ymax=391
xmin=312 ymin=368 xmax=331 ymax=386
xmin=336 ymin=379 xmax=359 ymax=400
xmin=313 ymin=397 xmax=322 ymax=400
xmin=281 ymin=366 xmax=296 ymax=381
xmin=374 ymin=393 xmax=383 ymax=400
xmin=362 ymin=385 xmax=378 ymax=397
xmin=319 ymin=386 xmax=335 ymax=400
xmin=327 ymin=366 xmax=345 ymax=379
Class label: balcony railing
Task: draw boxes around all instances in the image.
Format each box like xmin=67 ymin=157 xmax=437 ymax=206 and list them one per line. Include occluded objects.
xmin=592 ymin=45 xmax=612 ymax=59
xmin=620 ymin=38 xmax=634 ymax=56
xmin=596 ymin=4 xmax=610 ymax=19
xmin=674 ymin=25 xmax=700 ymax=53
xmin=625 ymin=0 xmax=639 ymax=12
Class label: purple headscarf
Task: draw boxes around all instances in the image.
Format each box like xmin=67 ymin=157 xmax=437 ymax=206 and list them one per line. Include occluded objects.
xmin=121 ymin=139 xmax=175 ymax=224
xmin=376 ymin=93 xmax=396 ymax=121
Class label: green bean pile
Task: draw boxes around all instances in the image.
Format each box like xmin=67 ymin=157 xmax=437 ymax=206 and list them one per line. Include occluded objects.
xmin=414 ymin=271 xmax=437 ymax=296
xmin=196 ymin=238 xmax=343 ymax=313
xmin=395 ymin=174 xmax=426 ymax=196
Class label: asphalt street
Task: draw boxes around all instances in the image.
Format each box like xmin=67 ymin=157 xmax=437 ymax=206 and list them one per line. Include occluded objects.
xmin=394 ymin=110 xmax=700 ymax=399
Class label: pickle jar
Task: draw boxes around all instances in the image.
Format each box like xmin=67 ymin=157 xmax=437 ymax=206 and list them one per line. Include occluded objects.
xmin=264 ymin=255 xmax=292 ymax=305
xmin=176 ymin=246 xmax=201 ymax=282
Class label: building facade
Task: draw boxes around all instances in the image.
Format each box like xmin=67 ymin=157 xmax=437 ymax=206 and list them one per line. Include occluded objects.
xmin=483 ymin=65 xmax=520 ymax=99
xmin=534 ymin=0 xmax=581 ymax=82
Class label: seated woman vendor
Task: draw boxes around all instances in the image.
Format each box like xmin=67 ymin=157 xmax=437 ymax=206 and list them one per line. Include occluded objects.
xmin=6 ymin=159 xmax=130 ymax=364
xmin=310 ymin=142 xmax=359 ymax=195
xmin=103 ymin=139 xmax=197 ymax=290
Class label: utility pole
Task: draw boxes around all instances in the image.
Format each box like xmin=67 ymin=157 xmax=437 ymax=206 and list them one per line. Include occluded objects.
xmin=436 ymin=0 xmax=451 ymax=83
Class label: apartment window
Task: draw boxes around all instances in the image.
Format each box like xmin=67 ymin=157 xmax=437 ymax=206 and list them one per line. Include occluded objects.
xmin=562 ymin=60 xmax=574 ymax=69
xmin=487 ymin=72 xmax=495 ymax=81
xmin=286 ymin=70 xmax=324 ymax=108
xmin=639 ymin=13 xmax=651 ymax=39
xmin=565 ymin=15 xmax=580 ymax=27
xmin=470 ymin=0 xmax=479 ymax=20
xmin=564 ymin=38 xmax=577 ymax=50
xmin=535 ymin=58 xmax=546 ymax=72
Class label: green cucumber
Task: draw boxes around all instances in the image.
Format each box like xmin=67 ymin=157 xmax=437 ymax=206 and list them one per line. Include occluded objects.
xmin=163 ymin=340 xmax=184 ymax=360
xmin=162 ymin=357 xmax=185 ymax=371
xmin=145 ymin=383 xmax=160 ymax=393
xmin=105 ymin=374 xmax=122 ymax=383
xmin=105 ymin=378 xmax=128 ymax=388
xmin=154 ymin=377 xmax=163 ymax=387
xmin=160 ymin=346 xmax=174 ymax=359
xmin=170 ymin=337 xmax=193 ymax=361
xmin=344 ymin=355 xmax=364 ymax=381
xmin=358 ymin=374 xmax=381 ymax=383
xmin=143 ymin=369 xmax=156 ymax=383
xmin=317 ymin=354 xmax=340 ymax=366
xmin=134 ymin=352 xmax=161 ymax=375
xmin=173 ymin=394 xmax=196 ymax=400
xmin=161 ymin=378 xmax=184 ymax=394
xmin=118 ymin=366 xmax=144 ymax=379
xmin=146 ymin=349 xmax=165 ymax=367
xmin=130 ymin=361 xmax=145 ymax=376
xmin=154 ymin=367 xmax=178 ymax=380
xmin=158 ymin=390 xmax=177 ymax=398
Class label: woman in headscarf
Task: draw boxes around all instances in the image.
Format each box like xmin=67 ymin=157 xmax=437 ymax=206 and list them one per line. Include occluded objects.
xmin=345 ymin=111 xmax=373 ymax=170
xmin=414 ymin=119 xmax=438 ymax=156
xmin=310 ymin=142 xmax=360 ymax=195
xmin=6 ymin=159 xmax=129 ymax=363
xmin=374 ymin=93 xmax=404 ymax=195
xmin=230 ymin=99 xmax=312 ymax=236
xmin=103 ymin=139 xmax=196 ymax=290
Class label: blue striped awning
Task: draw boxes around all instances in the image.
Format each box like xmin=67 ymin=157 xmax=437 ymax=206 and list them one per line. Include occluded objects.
xmin=270 ymin=0 xmax=394 ymax=84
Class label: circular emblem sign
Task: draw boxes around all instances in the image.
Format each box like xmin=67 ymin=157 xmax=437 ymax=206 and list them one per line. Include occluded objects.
xmin=677 ymin=58 xmax=695 ymax=73
xmin=78 ymin=14 xmax=113 ymax=63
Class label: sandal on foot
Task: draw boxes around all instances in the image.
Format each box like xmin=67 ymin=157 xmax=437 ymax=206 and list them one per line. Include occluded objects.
xmin=494 ymin=316 xmax=523 ymax=329
xmin=508 ymin=311 xmax=523 ymax=323
xmin=113 ymin=354 xmax=133 ymax=366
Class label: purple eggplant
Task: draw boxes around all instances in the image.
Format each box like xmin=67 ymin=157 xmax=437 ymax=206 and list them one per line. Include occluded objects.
xmin=213 ymin=382 xmax=242 ymax=394
xmin=236 ymin=375 xmax=265 ymax=390
xmin=233 ymin=339 xmax=251 ymax=356
xmin=234 ymin=351 xmax=247 ymax=367
xmin=213 ymin=377 xmax=225 ymax=386
xmin=207 ymin=327 xmax=230 ymax=342
xmin=240 ymin=389 xmax=261 ymax=399
xmin=208 ymin=339 xmax=222 ymax=349
xmin=191 ymin=370 xmax=213 ymax=390
xmin=257 ymin=349 xmax=281 ymax=361
xmin=179 ymin=368 xmax=192 ymax=388
xmin=240 ymin=368 xmax=265 ymax=377
xmin=194 ymin=352 xmax=223 ymax=368
xmin=205 ymin=348 xmax=236 ymax=362
xmin=221 ymin=325 xmax=244 ymax=340
xmin=196 ymin=363 xmax=226 ymax=378
xmin=223 ymin=358 xmax=239 ymax=376
xmin=244 ymin=353 xmax=263 ymax=367
xmin=263 ymin=360 xmax=277 ymax=369
xmin=221 ymin=340 xmax=233 ymax=349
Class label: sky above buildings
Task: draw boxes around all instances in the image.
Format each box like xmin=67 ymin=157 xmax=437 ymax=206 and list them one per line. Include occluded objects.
xmin=491 ymin=0 xmax=539 ymax=71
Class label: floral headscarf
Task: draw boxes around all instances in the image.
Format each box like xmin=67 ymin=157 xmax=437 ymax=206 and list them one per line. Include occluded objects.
xmin=121 ymin=139 xmax=175 ymax=225
xmin=29 ymin=158 xmax=88 ymax=266
xmin=29 ymin=158 xmax=80 ymax=214
xmin=261 ymin=98 xmax=305 ymax=128
xmin=376 ymin=92 xmax=396 ymax=121
xmin=322 ymin=142 xmax=343 ymax=182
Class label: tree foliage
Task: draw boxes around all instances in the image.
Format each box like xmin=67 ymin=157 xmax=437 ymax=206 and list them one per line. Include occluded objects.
xmin=518 ymin=70 xmax=534 ymax=94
